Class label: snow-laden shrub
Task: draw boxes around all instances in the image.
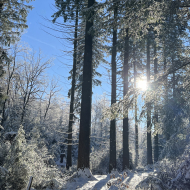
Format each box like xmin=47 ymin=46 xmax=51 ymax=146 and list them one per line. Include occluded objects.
xmin=154 ymin=157 xmax=190 ymax=189
xmin=0 ymin=166 xmax=9 ymax=188
xmin=138 ymin=141 xmax=190 ymax=190
xmin=59 ymin=165 xmax=77 ymax=178
xmin=0 ymin=137 xmax=10 ymax=166
xmin=38 ymin=178 xmax=63 ymax=190
xmin=3 ymin=126 xmax=29 ymax=189
xmin=159 ymin=131 xmax=188 ymax=160
xmin=90 ymin=144 xmax=109 ymax=174
xmin=1 ymin=125 xmax=63 ymax=190
xmin=135 ymin=175 xmax=164 ymax=190
xmin=117 ymin=150 xmax=134 ymax=171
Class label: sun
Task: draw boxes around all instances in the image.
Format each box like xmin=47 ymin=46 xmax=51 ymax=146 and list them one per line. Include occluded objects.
xmin=137 ymin=79 xmax=147 ymax=91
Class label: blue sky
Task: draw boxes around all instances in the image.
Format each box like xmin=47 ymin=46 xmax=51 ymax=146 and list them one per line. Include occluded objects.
xmin=20 ymin=0 xmax=148 ymax=131
xmin=21 ymin=0 xmax=111 ymax=101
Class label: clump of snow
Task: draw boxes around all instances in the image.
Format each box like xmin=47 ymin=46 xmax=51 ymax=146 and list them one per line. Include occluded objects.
xmin=77 ymin=168 xmax=97 ymax=180
xmin=61 ymin=168 xmax=98 ymax=189
xmin=135 ymin=175 xmax=164 ymax=190
xmin=40 ymin=178 xmax=63 ymax=190
xmin=169 ymin=155 xmax=190 ymax=189
xmin=109 ymin=169 xmax=121 ymax=178
xmin=144 ymin=164 xmax=154 ymax=171
xmin=56 ymin=157 xmax=66 ymax=167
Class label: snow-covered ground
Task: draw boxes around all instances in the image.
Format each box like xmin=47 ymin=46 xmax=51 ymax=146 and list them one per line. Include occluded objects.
xmin=58 ymin=168 xmax=156 ymax=190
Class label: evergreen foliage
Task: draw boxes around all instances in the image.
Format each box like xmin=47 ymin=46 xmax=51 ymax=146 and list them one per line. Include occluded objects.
xmin=1 ymin=0 xmax=190 ymax=189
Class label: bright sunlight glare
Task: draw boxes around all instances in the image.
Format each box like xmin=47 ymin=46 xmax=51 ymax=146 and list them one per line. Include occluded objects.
xmin=137 ymin=79 xmax=148 ymax=91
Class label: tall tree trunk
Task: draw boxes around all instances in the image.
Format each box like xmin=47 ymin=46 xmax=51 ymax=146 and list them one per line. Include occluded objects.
xmin=154 ymin=43 xmax=159 ymax=162
xmin=66 ymin=1 xmax=78 ymax=170
xmin=134 ymin=47 xmax=138 ymax=167
xmin=123 ymin=28 xmax=129 ymax=170
xmin=109 ymin=1 xmax=117 ymax=173
xmin=77 ymin=0 xmax=94 ymax=169
xmin=147 ymin=36 xmax=153 ymax=165
xmin=172 ymin=55 xmax=176 ymax=99
xmin=163 ymin=47 xmax=168 ymax=100
xmin=163 ymin=45 xmax=170 ymax=140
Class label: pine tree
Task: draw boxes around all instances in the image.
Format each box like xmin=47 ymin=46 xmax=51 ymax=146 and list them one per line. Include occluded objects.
xmin=109 ymin=0 xmax=117 ymax=173
xmin=133 ymin=45 xmax=139 ymax=167
xmin=123 ymin=28 xmax=129 ymax=170
xmin=66 ymin=0 xmax=79 ymax=170
xmin=154 ymin=42 xmax=159 ymax=162
xmin=77 ymin=0 xmax=95 ymax=169
xmin=4 ymin=126 xmax=28 ymax=190
xmin=146 ymin=33 xmax=153 ymax=165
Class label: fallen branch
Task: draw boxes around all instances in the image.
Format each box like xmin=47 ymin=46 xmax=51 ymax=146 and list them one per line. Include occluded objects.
xmin=26 ymin=176 xmax=33 ymax=190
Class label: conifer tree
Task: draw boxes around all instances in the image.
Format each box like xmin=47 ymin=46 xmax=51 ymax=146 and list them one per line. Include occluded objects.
xmin=123 ymin=28 xmax=129 ymax=170
xmin=154 ymin=42 xmax=159 ymax=162
xmin=66 ymin=0 xmax=79 ymax=170
xmin=109 ymin=0 xmax=117 ymax=173
xmin=52 ymin=0 xmax=81 ymax=169
xmin=133 ymin=46 xmax=139 ymax=166
xmin=77 ymin=0 xmax=95 ymax=169
xmin=146 ymin=33 xmax=153 ymax=165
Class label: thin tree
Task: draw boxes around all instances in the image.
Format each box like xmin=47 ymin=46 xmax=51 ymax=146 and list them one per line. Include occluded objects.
xmin=163 ymin=42 xmax=170 ymax=141
xmin=133 ymin=46 xmax=138 ymax=167
xmin=154 ymin=42 xmax=159 ymax=162
xmin=77 ymin=0 xmax=95 ymax=169
xmin=123 ymin=28 xmax=129 ymax=170
xmin=147 ymin=34 xmax=153 ymax=165
xmin=1 ymin=45 xmax=20 ymax=126
xmin=66 ymin=0 xmax=79 ymax=170
xmin=109 ymin=0 xmax=117 ymax=173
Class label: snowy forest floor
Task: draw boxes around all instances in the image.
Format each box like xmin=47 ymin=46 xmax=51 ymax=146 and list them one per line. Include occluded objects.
xmin=46 ymin=167 xmax=157 ymax=190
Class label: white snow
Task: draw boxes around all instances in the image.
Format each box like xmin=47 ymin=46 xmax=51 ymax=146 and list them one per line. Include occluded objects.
xmin=59 ymin=168 xmax=156 ymax=190
xmin=56 ymin=157 xmax=66 ymax=167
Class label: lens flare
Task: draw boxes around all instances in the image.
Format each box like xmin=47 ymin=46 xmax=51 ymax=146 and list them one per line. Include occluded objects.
xmin=137 ymin=79 xmax=147 ymax=91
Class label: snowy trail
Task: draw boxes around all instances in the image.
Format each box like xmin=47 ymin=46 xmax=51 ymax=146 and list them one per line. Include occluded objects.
xmin=62 ymin=169 xmax=155 ymax=190
xmin=124 ymin=171 xmax=150 ymax=190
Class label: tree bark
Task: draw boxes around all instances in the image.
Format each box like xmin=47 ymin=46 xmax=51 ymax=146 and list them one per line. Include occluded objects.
xmin=154 ymin=43 xmax=159 ymax=162
xmin=134 ymin=47 xmax=138 ymax=167
xmin=123 ymin=28 xmax=129 ymax=170
xmin=66 ymin=0 xmax=78 ymax=170
xmin=109 ymin=1 xmax=117 ymax=173
xmin=163 ymin=44 xmax=170 ymax=141
xmin=147 ymin=36 xmax=153 ymax=165
xmin=77 ymin=0 xmax=94 ymax=169
xmin=172 ymin=56 xmax=176 ymax=99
